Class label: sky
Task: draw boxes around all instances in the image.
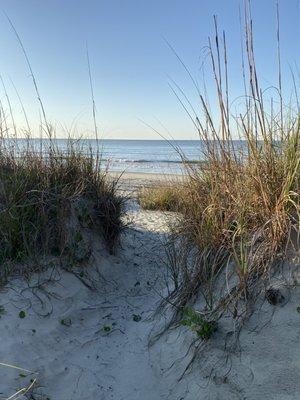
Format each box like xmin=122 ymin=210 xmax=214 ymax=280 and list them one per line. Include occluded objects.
xmin=0 ymin=0 xmax=299 ymax=139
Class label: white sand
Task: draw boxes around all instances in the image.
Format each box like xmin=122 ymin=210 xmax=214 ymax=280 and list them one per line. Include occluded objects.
xmin=0 ymin=184 xmax=299 ymax=399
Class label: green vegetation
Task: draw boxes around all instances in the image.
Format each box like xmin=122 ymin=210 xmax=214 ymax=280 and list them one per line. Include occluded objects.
xmin=181 ymin=308 xmax=216 ymax=340
xmin=0 ymin=148 xmax=124 ymax=259
xmin=138 ymin=184 xmax=185 ymax=212
xmin=0 ymin=305 xmax=5 ymax=317
xmin=162 ymin=10 xmax=300 ymax=336
xmin=0 ymin=141 xmax=125 ymax=283
xmin=60 ymin=318 xmax=72 ymax=327
xmin=132 ymin=314 xmax=141 ymax=322
xmin=103 ymin=325 xmax=112 ymax=332
xmin=0 ymin=21 xmax=125 ymax=285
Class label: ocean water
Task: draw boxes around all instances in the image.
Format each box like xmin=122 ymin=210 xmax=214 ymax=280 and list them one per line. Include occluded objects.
xmin=11 ymin=139 xmax=203 ymax=174
xmin=11 ymin=139 xmax=247 ymax=174
xmin=100 ymin=139 xmax=203 ymax=174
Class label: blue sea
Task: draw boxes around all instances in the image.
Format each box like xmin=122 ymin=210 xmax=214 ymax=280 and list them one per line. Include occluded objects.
xmin=99 ymin=139 xmax=203 ymax=174
xmin=11 ymin=139 xmax=247 ymax=175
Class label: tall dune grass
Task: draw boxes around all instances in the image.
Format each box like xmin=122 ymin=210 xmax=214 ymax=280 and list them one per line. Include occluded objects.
xmin=0 ymin=22 xmax=126 ymax=399
xmin=0 ymin=139 xmax=125 ymax=282
xmin=0 ymin=20 xmax=125 ymax=282
xmin=162 ymin=6 xmax=300 ymax=334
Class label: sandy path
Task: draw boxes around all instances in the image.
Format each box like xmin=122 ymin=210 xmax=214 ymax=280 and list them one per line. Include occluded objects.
xmin=0 ymin=196 xmax=175 ymax=400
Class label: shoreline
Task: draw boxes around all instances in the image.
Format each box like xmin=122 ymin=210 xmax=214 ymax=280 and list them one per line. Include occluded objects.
xmin=107 ymin=170 xmax=186 ymax=193
xmin=108 ymin=170 xmax=186 ymax=182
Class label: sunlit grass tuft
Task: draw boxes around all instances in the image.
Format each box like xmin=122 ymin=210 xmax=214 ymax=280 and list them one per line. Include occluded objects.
xmin=137 ymin=183 xmax=185 ymax=212
xmin=161 ymin=6 xmax=300 ymax=337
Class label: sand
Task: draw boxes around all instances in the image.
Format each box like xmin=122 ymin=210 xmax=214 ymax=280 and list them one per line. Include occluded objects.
xmin=108 ymin=170 xmax=185 ymax=192
xmin=0 ymin=175 xmax=299 ymax=399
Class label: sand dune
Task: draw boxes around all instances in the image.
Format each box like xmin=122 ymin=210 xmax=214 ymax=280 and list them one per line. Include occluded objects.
xmin=0 ymin=190 xmax=299 ymax=399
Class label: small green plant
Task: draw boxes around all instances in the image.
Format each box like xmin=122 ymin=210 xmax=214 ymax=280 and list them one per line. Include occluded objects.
xmin=67 ymin=229 xmax=91 ymax=265
xmin=103 ymin=325 xmax=112 ymax=332
xmin=60 ymin=318 xmax=72 ymax=327
xmin=19 ymin=310 xmax=26 ymax=319
xmin=132 ymin=314 xmax=141 ymax=322
xmin=0 ymin=305 xmax=5 ymax=317
xmin=180 ymin=308 xmax=216 ymax=340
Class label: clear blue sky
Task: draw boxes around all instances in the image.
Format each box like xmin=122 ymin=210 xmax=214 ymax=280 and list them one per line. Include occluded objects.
xmin=0 ymin=0 xmax=299 ymax=139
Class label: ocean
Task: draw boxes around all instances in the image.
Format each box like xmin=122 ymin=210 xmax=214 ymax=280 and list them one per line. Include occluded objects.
xmin=99 ymin=139 xmax=202 ymax=174
xmin=10 ymin=139 xmax=247 ymax=175
xmin=11 ymin=139 xmax=202 ymax=174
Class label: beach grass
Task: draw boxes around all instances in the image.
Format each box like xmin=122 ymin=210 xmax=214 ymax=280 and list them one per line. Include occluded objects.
xmin=137 ymin=184 xmax=185 ymax=212
xmin=0 ymin=21 xmax=125 ymax=284
xmin=0 ymin=140 xmax=125 ymax=282
xmin=159 ymin=7 xmax=300 ymax=335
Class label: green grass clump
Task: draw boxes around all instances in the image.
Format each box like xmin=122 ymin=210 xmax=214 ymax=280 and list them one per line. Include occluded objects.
xmin=0 ymin=143 xmax=125 ymax=279
xmin=132 ymin=313 xmax=141 ymax=322
xmin=0 ymin=21 xmax=125 ymax=280
xmin=162 ymin=9 xmax=300 ymax=337
xmin=137 ymin=184 xmax=185 ymax=212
